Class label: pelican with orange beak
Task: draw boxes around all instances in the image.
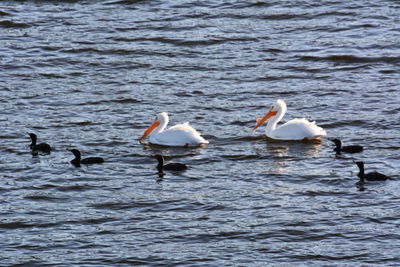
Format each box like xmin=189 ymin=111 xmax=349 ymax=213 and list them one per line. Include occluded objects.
xmin=252 ymin=99 xmax=326 ymax=141
xmin=139 ymin=112 xmax=209 ymax=147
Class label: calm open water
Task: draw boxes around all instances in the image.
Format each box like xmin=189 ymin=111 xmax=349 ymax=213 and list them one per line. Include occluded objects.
xmin=1 ymin=0 xmax=400 ymax=266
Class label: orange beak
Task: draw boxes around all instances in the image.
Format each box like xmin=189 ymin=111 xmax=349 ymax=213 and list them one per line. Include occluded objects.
xmin=252 ymin=110 xmax=277 ymax=131
xmin=139 ymin=120 xmax=160 ymax=143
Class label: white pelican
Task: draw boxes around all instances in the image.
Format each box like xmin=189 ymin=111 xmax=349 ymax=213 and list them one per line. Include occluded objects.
xmin=139 ymin=112 xmax=209 ymax=147
xmin=252 ymin=99 xmax=326 ymax=141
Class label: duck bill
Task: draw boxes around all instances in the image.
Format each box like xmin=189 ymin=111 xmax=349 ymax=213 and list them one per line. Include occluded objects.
xmin=139 ymin=121 xmax=160 ymax=143
xmin=252 ymin=111 xmax=277 ymax=131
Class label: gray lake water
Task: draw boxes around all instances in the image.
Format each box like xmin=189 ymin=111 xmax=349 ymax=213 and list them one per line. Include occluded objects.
xmin=1 ymin=0 xmax=400 ymax=266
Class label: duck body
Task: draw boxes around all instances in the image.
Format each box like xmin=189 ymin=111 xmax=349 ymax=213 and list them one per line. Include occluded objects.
xmin=156 ymin=155 xmax=187 ymax=172
xmin=331 ymin=139 xmax=363 ymax=154
xmin=29 ymin=133 xmax=52 ymax=153
xmin=70 ymin=149 xmax=104 ymax=167
xmin=253 ymin=99 xmax=326 ymax=141
xmin=140 ymin=112 xmax=208 ymax=147
xmin=361 ymin=172 xmax=390 ymax=181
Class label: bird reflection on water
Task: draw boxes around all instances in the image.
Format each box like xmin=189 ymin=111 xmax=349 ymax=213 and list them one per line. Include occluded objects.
xmin=264 ymin=140 xmax=323 ymax=175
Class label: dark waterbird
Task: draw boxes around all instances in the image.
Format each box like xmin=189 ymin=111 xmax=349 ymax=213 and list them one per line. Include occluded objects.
xmin=28 ymin=133 xmax=52 ymax=153
xmin=354 ymin=161 xmax=391 ymax=185
xmin=331 ymin=138 xmax=363 ymax=155
xmin=156 ymin=155 xmax=187 ymax=173
xmin=69 ymin=149 xmax=104 ymax=167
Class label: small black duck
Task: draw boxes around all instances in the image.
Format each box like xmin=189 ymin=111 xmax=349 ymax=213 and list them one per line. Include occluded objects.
xmin=354 ymin=161 xmax=391 ymax=184
xmin=69 ymin=149 xmax=104 ymax=167
xmin=156 ymin=155 xmax=187 ymax=173
xmin=331 ymin=138 xmax=363 ymax=155
xmin=28 ymin=133 xmax=52 ymax=153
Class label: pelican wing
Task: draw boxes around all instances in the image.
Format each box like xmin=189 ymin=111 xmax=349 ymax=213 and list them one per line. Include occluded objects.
xmin=150 ymin=122 xmax=209 ymax=146
xmin=270 ymin=118 xmax=326 ymax=140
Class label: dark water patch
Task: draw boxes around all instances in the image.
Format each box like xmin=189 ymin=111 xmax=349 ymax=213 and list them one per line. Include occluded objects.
xmin=291 ymin=253 xmax=370 ymax=261
xmin=314 ymin=11 xmax=357 ymax=18
xmin=184 ymin=231 xmax=252 ymax=243
xmin=81 ymin=98 xmax=141 ymax=105
xmin=104 ymin=0 xmax=147 ymax=5
xmin=260 ymin=13 xmax=310 ymax=21
xmin=218 ymin=1 xmax=275 ymax=8
xmin=90 ymin=199 xmax=205 ymax=212
xmin=0 ymin=20 xmax=30 ymax=28
xmin=254 ymin=90 xmax=301 ymax=96
xmin=323 ymin=120 xmax=366 ymax=128
xmin=258 ymin=75 xmax=309 ymax=81
xmin=113 ymin=27 xmax=140 ymax=32
xmin=56 ymin=184 xmax=99 ymax=192
xmin=174 ymin=92 xmax=193 ymax=97
xmin=326 ymin=24 xmax=378 ymax=33
xmin=379 ymin=69 xmax=397 ymax=74
xmin=0 ymin=10 xmax=11 ymax=16
xmin=112 ymin=36 xmax=257 ymax=47
xmin=300 ymin=55 xmax=400 ymax=64
xmin=33 ymin=46 xmax=63 ymax=52
xmin=221 ymin=154 xmax=264 ymax=161
xmin=230 ymin=120 xmax=252 ymax=126
xmin=0 ymin=221 xmax=58 ymax=230
xmin=295 ymin=190 xmax=353 ymax=197
xmin=28 ymin=0 xmax=81 ymax=3
xmin=113 ymin=256 xmax=177 ymax=266
xmin=39 ymin=73 xmax=65 ymax=79
xmin=67 ymin=121 xmax=93 ymax=126
xmin=31 ymin=184 xmax=58 ymax=190
xmin=69 ymin=72 xmax=85 ymax=76
xmin=90 ymin=200 xmax=150 ymax=210
xmin=64 ymin=217 xmax=116 ymax=226
xmin=221 ymin=133 xmax=257 ymax=143
xmin=23 ymin=194 xmax=62 ymax=201
xmin=61 ymin=47 xmax=140 ymax=56
xmin=259 ymin=48 xmax=285 ymax=53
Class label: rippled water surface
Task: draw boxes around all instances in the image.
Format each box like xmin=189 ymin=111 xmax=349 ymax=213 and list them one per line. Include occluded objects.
xmin=1 ymin=0 xmax=400 ymax=265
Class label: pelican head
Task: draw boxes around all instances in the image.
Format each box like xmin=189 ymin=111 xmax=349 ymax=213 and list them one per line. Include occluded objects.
xmin=139 ymin=112 xmax=169 ymax=143
xmin=252 ymin=99 xmax=287 ymax=131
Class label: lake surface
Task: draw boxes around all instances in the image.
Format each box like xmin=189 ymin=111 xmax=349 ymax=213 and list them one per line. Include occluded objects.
xmin=1 ymin=0 xmax=400 ymax=266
